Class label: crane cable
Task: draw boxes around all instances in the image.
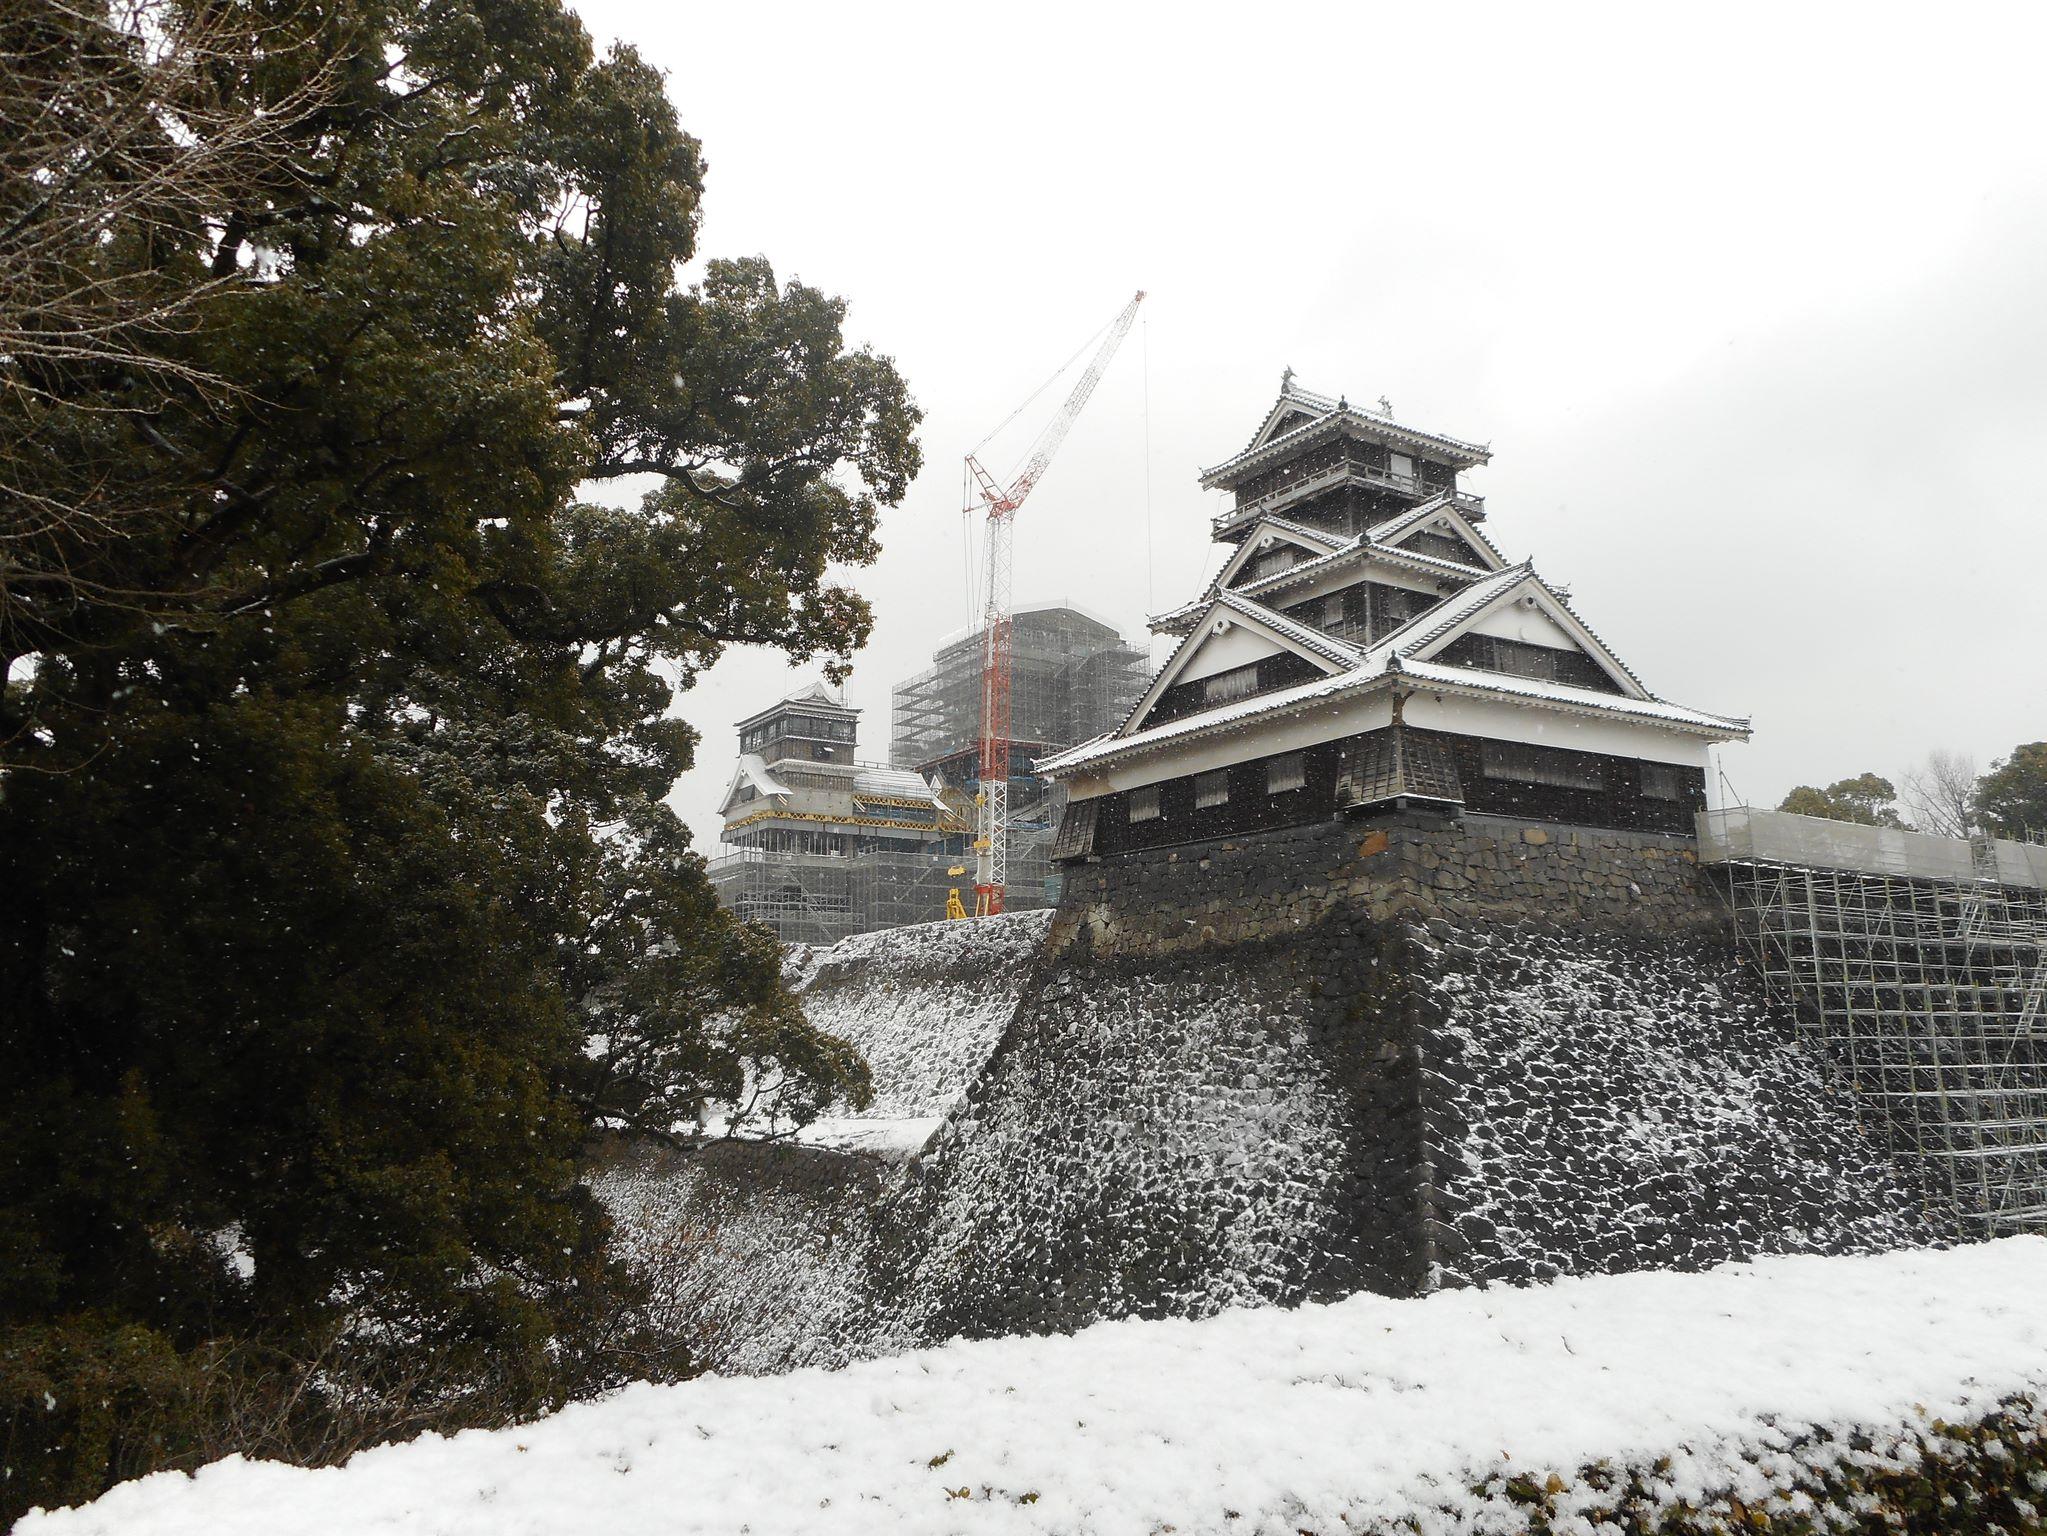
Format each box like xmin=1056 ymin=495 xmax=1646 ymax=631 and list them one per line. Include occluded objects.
xmin=970 ymin=310 xmax=1121 ymax=486
xmin=1143 ymin=304 xmax=1155 ymax=649
xmin=961 ymin=461 xmax=977 ymax=627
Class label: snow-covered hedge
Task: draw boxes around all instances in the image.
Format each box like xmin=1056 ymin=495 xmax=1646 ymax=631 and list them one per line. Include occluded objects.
xmin=26 ymin=1239 xmax=2047 ymax=1535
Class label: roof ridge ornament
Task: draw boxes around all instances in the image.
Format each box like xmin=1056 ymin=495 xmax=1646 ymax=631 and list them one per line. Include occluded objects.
xmin=1280 ymin=365 xmax=1295 ymax=392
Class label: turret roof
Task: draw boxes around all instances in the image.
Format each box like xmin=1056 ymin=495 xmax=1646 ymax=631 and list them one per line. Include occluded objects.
xmin=733 ymin=682 xmax=858 ymax=733
xmin=1200 ymin=378 xmax=1491 ymax=492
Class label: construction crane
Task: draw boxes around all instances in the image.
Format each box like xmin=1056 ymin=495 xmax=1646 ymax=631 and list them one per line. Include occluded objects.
xmin=963 ymin=290 xmax=1145 ymax=916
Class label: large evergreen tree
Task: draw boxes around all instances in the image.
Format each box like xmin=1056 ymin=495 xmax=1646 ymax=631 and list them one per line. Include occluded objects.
xmin=1974 ymin=743 xmax=2047 ymax=840
xmin=0 ymin=0 xmax=915 ymax=1511
xmin=1776 ymin=773 xmax=1906 ymax=828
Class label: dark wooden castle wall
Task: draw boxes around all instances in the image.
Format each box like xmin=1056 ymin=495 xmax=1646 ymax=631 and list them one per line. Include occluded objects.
xmin=1142 ymin=650 xmax=1325 ymax=728
xmin=1433 ymin=633 xmax=1624 ymax=695
xmin=1080 ymin=725 xmax=1705 ymax=858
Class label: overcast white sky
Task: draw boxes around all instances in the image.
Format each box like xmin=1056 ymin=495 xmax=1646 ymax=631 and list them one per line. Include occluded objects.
xmin=566 ymin=0 xmax=2047 ymax=851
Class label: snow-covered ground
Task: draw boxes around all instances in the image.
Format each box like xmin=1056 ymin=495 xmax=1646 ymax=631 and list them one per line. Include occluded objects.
xmin=31 ymin=1238 xmax=2047 ymax=1535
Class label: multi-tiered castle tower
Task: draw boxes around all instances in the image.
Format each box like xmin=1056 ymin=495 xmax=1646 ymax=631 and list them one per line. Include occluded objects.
xmin=1040 ymin=377 xmax=1750 ymax=855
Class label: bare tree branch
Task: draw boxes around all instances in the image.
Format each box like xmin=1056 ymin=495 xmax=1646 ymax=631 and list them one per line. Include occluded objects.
xmin=1901 ymin=749 xmax=1979 ymax=838
xmin=0 ymin=0 xmax=344 ymax=663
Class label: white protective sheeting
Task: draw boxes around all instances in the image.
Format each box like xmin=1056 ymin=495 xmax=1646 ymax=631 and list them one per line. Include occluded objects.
xmin=1699 ymin=806 xmax=2047 ymax=891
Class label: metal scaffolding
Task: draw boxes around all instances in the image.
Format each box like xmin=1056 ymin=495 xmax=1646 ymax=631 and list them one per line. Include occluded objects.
xmin=889 ymin=602 xmax=1148 ymax=774
xmin=886 ymin=601 xmax=1145 ymax=920
xmin=705 ymin=605 xmax=1146 ymax=945
xmin=1701 ymin=808 xmax=2047 ymax=1235
xmin=706 ymin=846 xmax=971 ymax=946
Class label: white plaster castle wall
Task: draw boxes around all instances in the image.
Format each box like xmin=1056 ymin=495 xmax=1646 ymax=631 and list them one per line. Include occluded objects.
xmin=1403 ymin=692 xmax=1713 ymax=769
xmin=1464 ymin=601 xmax=1586 ymax=648
xmin=1172 ymin=620 xmax=1287 ymax=682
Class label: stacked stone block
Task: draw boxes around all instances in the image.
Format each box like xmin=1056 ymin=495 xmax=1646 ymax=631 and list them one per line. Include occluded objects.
xmin=599 ymin=811 xmax=1940 ymax=1371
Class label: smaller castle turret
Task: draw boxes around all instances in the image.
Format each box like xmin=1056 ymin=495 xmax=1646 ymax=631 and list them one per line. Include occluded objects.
xmin=718 ymin=685 xmax=947 ymax=860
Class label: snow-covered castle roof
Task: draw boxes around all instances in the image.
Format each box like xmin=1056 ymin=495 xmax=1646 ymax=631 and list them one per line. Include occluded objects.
xmin=1040 ymin=380 xmax=1747 ymax=785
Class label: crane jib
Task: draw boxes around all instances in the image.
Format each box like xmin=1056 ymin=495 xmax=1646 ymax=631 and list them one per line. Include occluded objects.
xmin=961 ymin=291 xmax=1146 ymax=918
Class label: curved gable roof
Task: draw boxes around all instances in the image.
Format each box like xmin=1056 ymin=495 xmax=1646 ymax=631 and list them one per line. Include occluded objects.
xmin=1203 ymin=396 xmax=1491 ymax=491
xmin=1114 ymin=588 xmax=1363 ymax=740
xmin=1368 ymin=497 xmax=1509 ymax=570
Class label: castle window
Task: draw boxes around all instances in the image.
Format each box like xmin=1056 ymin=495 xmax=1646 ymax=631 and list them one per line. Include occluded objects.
xmin=1203 ymin=664 xmax=1260 ymax=706
xmin=1281 ymin=592 xmax=1348 ymax=635
xmin=776 ymin=769 xmax=845 ymax=792
xmin=1435 ymin=633 xmax=1624 ymax=695
xmin=1128 ymin=784 xmax=1161 ymax=822
xmin=1371 ymin=583 xmax=1435 ymax=637
xmin=1194 ymin=770 xmax=1230 ymax=809
xmin=1488 ymin=637 xmax=1565 ymax=682
xmin=1642 ymin=762 xmax=1685 ymax=801
xmin=1480 ymin=740 xmax=1603 ymax=792
xmin=1405 ymin=530 xmax=1475 ymax=565
xmin=1251 ymin=547 xmax=1298 ymax=581
xmin=1267 ymin=752 xmax=1306 ymax=794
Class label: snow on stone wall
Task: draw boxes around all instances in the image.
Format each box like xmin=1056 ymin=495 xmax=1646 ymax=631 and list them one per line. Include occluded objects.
xmin=870 ymin=916 xmax=1418 ymax=1349
xmin=1417 ymin=923 xmax=1943 ymax=1287
xmin=598 ymin=818 xmax=1938 ymax=1374
xmin=792 ymin=908 xmax=1051 ymax=1129
xmin=590 ymin=910 xmax=1052 ymax=1373
xmin=593 ymin=1139 xmax=883 ymax=1375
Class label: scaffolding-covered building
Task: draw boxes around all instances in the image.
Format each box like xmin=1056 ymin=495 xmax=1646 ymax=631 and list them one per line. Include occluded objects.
xmin=707 ymin=685 xmax=968 ymax=944
xmin=889 ymin=602 xmax=1149 ymax=909
xmin=1699 ymin=807 xmax=2047 ymax=1235
xmin=707 ymin=603 xmax=1146 ymax=942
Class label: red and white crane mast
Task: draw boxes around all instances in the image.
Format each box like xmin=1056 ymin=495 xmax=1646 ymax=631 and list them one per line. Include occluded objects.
xmin=963 ymin=290 xmax=1145 ymax=916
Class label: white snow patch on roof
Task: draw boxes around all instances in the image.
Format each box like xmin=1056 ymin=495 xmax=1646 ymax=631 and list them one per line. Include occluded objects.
xmin=735 ymin=753 xmax=789 ymax=797
xmin=850 ymin=764 xmax=935 ymax=801
xmin=1397 ymin=658 xmax=1749 ymax=732
xmin=37 ymin=1239 xmax=2047 ymax=1535
xmin=1040 ymin=665 xmax=1369 ymax=773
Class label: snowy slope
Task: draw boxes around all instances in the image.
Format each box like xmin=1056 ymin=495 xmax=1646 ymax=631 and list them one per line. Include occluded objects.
xmin=31 ymin=1238 xmax=2047 ymax=1536
xmin=589 ymin=910 xmax=1051 ymax=1372
xmin=791 ymin=908 xmax=1051 ymax=1146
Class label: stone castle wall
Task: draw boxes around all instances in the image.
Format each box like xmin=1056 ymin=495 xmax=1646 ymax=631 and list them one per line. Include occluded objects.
xmin=1054 ymin=812 xmax=1721 ymax=960
xmin=599 ymin=812 xmax=1941 ymax=1372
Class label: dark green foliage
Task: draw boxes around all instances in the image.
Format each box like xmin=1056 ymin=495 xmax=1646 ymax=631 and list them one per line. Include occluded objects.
xmin=1778 ymin=773 xmax=1906 ymax=828
xmin=1442 ymin=1393 xmax=2047 ymax=1536
xmin=1976 ymin=743 xmax=2047 ymax=841
xmin=1 ymin=0 xmax=913 ymax=1517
